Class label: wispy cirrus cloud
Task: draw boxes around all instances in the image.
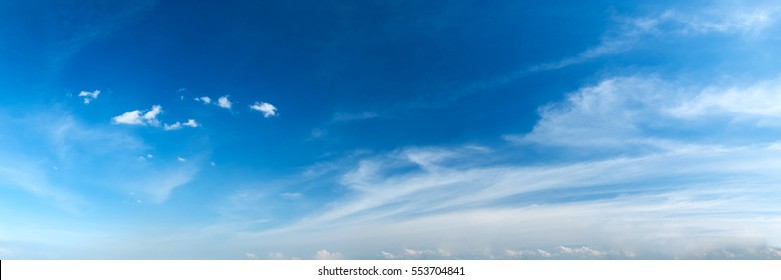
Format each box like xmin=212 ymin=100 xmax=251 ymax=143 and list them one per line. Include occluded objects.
xmin=0 ymin=108 xmax=201 ymax=212
xmin=446 ymin=3 xmax=781 ymax=104
xmin=212 ymin=75 xmax=781 ymax=259
xmin=531 ymin=4 xmax=781 ymax=72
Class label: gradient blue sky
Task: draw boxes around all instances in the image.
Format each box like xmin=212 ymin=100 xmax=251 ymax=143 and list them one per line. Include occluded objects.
xmin=2 ymin=0 xmax=781 ymax=259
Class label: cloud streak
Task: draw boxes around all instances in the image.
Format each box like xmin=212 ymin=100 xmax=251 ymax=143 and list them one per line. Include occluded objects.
xmin=216 ymin=75 xmax=781 ymax=259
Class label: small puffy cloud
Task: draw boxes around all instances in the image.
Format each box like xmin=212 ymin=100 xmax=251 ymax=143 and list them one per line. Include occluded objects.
xmin=177 ymin=157 xmax=186 ymax=162
xmin=183 ymin=119 xmax=199 ymax=128
xmin=78 ymin=90 xmax=101 ymax=104
xmin=195 ymin=96 xmax=211 ymax=104
xmin=112 ymin=110 xmax=144 ymax=125
xmin=245 ymin=252 xmax=259 ymax=259
xmin=315 ymin=249 xmax=342 ymax=260
xmin=250 ymin=102 xmax=277 ymax=117
xmin=218 ymin=95 xmax=232 ymax=109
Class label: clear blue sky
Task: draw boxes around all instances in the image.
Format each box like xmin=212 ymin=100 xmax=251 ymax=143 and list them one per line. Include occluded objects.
xmin=2 ymin=0 xmax=781 ymax=259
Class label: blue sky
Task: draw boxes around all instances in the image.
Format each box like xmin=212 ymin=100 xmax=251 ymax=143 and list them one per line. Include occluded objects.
xmin=2 ymin=0 xmax=781 ymax=259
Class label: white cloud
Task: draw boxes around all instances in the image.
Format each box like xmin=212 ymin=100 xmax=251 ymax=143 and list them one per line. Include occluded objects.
xmin=164 ymin=119 xmax=199 ymax=131
xmin=78 ymin=90 xmax=100 ymax=104
xmin=503 ymin=247 xmax=628 ymax=259
xmin=163 ymin=122 xmax=182 ymax=131
xmin=380 ymin=251 xmax=397 ymax=259
xmin=195 ymin=96 xmax=211 ymax=104
xmin=669 ymin=79 xmax=781 ymax=120
xmin=111 ymin=110 xmax=144 ymax=125
xmin=177 ymin=157 xmax=186 ymax=162
xmin=400 ymin=248 xmax=452 ymax=258
xmin=315 ymin=249 xmax=342 ymax=260
xmin=218 ymin=95 xmax=232 ymax=109
xmin=518 ymin=77 xmax=674 ymax=148
xmin=505 ymin=249 xmax=553 ymax=258
xmin=245 ymin=252 xmax=258 ymax=259
xmin=531 ymin=5 xmax=780 ymax=72
xmin=0 ymin=110 xmax=199 ymax=215
xmin=221 ymin=75 xmax=781 ymax=259
xmin=112 ymin=105 xmax=163 ymax=126
xmin=143 ymin=105 xmax=162 ymax=126
xmin=183 ymin=119 xmax=199 ymax=128
xmin=141 ymin=166 xmax=197 ymax=204
xmin=250 ymin=101 xmax=277 ymax=117
xmin=517 ymin=76 xmax=781 ymax=149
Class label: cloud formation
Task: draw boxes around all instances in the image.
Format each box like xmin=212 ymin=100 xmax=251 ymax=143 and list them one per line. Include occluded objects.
xmin=164 ymin=119 xmax=200 ymax=131
xmin=250 ymin=102 xmax=277 ymax=118
xmin=219 ymin=75 xmax=781 ymax=259
xmin=112 ymin=105 xmax=163 ymax=126
xmin=217 ymin=95 xmax=231 ymax=109
xmin=532 ymin=5 xmax=780 ymax=72
xmin=194 ymin=96 xmax=211 ymax=104
xmin=111 ymin=110 xmax=144 ymax=125
xmin=78 ymin=90 xmax=100 ymax=104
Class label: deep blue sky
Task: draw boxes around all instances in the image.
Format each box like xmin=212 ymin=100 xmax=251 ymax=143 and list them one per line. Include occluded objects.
xmin=2 ymin=0 xmax=781 ymax=259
